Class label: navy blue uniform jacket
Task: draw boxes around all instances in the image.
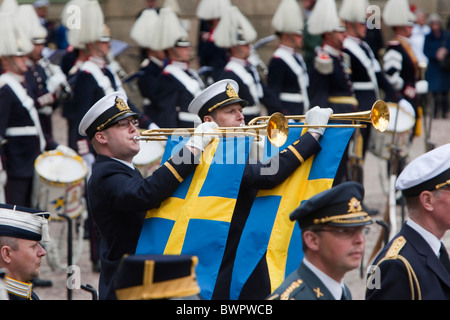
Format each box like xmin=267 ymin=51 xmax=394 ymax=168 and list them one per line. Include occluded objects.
xmin=366 ymin=223 xmax=450 ymax=300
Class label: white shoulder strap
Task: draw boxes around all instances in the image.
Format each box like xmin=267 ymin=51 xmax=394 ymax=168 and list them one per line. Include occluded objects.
xmin=273 ymin=47 xmax=310 ymax=110
xmin=0 ymin=73 xmax=46 ymax=151
xmin=81 ymin=61 xmax=115 ymax=95
xmin=164 ymin=64 xmax=204 ymax=97
xmin=225 ymin=60 xmax=262 ymax=106
xmin=344 ymin=38 xmax=380 ymax=99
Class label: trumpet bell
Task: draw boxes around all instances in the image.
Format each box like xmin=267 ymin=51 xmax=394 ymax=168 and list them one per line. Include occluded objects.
xmin=371 ymin=100 xmax=390 ymax=133
xmin=266 ymin=112 xmax=289 ymax=148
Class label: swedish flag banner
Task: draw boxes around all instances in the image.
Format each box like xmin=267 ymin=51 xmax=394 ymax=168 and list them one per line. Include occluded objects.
xmin=229 ymin=127 xmax=354 ymax=299
xmin=135 ymin=136 xmax=252 ymax=299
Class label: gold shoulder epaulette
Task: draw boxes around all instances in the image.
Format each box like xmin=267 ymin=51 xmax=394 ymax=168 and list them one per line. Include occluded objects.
xmin=280 ymin=279 xmax=303 ymax=300
xmin=385 ymin=236 xmax=406 ymax=259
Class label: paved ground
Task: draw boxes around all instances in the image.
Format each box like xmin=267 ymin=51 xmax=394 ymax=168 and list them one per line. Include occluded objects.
xmin=34 ymin=108 xmax=449 ymax=300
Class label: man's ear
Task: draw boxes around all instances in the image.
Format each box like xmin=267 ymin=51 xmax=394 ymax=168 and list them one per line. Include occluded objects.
xmin=94 ymin=131 xmax=108 ymax=145
xmin=0 ymin=246 xmax=13 ymax=264
xmin=203 ymin=115 xmax=214 ymax=123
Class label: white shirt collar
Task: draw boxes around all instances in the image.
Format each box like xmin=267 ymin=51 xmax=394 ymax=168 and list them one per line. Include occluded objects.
xmin=406 ymin=218 xmax=442 ymax=257
xmin=111 ymin=157 xmax=136 ymax=170
xmin=303 ymin=258 xmax=345 ymax=300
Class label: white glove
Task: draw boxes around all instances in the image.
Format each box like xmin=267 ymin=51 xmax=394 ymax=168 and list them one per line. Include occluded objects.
xmin=415 ymin=80 xmax=429 ymax=95
xmin=398 ymin=99 xmax=416 ymax=118
xmin=305 ymin=106 xmax=333 ymax=136
xmin=185 ymin=122 xmax=219 ymax=151
xmin=148 ymin=122 xmax=160 ymax=130
xmin=47 ymin=73 xmax=68 ymax=94
xmin=56 ymin=145 xmax=78 ymax=157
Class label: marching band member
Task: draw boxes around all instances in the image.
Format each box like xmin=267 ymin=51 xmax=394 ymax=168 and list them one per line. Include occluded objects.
xmin=17 ymin=5 xmax=67 ymax=149
xmin=382 ymin=0 xmax=426 ymax=136
xmin=79 ymin=91 xmax=218 ymax=300
xmin=307 ymin=0 xmax=353 ymax=185
xmin=188 ymin=79 xmax=332 ymax=299
xmin=196 ymin=0 xmax=231 ymax=85
xmin=267 ymin=0 xmax=310 ymax=116
xmin=269 ymin=182 xmax=372 ymax=300
xmin=339 ymin=0 xmax=414 ymax=157
xmin=0 ymin=12 xmax=70 ymax=207
xmin=130 ymin=9 xmax=166 ymax=125
xmin=154 ymin=7 xmax=204 ymax=128
xmin=214 ymin=6 xmax=280 ymax=123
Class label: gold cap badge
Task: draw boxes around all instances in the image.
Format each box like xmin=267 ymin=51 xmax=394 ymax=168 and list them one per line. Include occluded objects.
xmin=348 ymin=197 xmax=362 ymax=213
xmin=225 ymin=83 xmax=238 ymax=99
xmin=115 ymin=96 xmax=129 ymax=112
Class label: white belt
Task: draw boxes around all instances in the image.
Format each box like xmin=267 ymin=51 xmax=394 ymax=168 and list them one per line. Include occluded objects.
xmin=5 ymin=126 xmax=38 ymax=137
xmin=242 ymin=105 xmax=261 ymax=116
xmin=280 ymin=92 xmax=304 ymax=103
xmin=353 ymin=82 xmax=376 ymax=90
xmin=38 ymin=106 xmax=53 ymax=116
xmin=178 ymin=111 xmax=201 ymax=123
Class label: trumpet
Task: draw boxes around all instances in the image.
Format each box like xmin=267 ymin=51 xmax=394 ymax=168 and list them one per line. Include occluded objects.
xmin=136 ymin=100 xmax=390 ymax=148
xmin=136 ymin=112 xmax=290 ymax=147
xmin=248 ymin=100 xmax=390 ymax=134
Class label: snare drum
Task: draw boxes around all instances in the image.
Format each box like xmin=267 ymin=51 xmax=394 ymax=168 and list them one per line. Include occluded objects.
xmin=132 ymin=140 xmax=165 ymax=178
xmin=32 ymin=150 xmax=87 ymax=220
xmin=369 ymin=103 xmax=416 ymax=160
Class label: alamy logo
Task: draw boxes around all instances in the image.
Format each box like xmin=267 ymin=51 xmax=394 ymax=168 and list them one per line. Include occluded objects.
xmin=65 ymin=5 xmax=81 ymax=30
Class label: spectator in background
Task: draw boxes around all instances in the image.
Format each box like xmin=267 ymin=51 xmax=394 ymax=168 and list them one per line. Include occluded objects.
xmin=410 ymin=10 xmax=430 ymax=64
xmin=424 ymin=14 xmax=450 ymax=119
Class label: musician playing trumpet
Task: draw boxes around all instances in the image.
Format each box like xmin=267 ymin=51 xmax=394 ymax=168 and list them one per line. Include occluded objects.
xmin=78 ymin=91 xmax=218 ymax=300
xmin=186 ymin=79 xmax=332 ymax=299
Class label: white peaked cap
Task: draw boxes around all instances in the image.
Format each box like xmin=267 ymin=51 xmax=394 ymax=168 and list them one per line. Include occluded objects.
xmin=78 ymin=0 xmax=105 ymax=44
xmin=15 ymin=4 xmax=48 ymax=43
xmin=0 ymin=204 xmax=51 ymax=243
xmin=272 ymin=0 xmax=304 ymax=34
xmin=130 ymin=9 xmax=160 ymax=50
xmin=307 ymin=0 xmax=344 ymax=35
xmin=214 ymin=6 xmax=257 ymax=48
xmin=396 ymin=143 xmax=450 ymax=196
xmin=153 ymin=7 xmax=189 ymax=51
xmin=383 ymin=0 xmax=416 ymax=26
xmin=0 ymin=12 xmax=33 ymax=57
xmin=196 ymin=0 xmax=232 ymax=20
xmin=163 ymin=0 xmax=181 ymax=14
xmin=339 ymin=0 xmax=369 ymax=23
xmin=0 ymin=0 xmax=18 ymax=14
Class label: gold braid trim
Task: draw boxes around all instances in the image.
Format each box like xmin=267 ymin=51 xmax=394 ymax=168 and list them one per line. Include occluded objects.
xmin=313 ymin=212 xmax=370 ymax=225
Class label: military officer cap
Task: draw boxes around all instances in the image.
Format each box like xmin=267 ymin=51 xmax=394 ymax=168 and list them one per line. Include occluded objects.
xmin=396 ymin=143 xmax=450 ymax=197
xmin=290 ymin=182 xmax=372 ymax=229
xmin=79 ymin=92 xmax=139 ymax=140
xmin=0 ymin=204 xmax=50 ymax=242
xmin=114 ymin=254 xmax=200 ymax=300
xmin=188 ymin=79 xmax=248 ymax=120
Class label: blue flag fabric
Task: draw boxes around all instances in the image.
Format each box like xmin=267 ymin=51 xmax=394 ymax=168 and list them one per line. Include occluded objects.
xmin=135 ymin=136 xmax=252 ymax=299
xmin=229 ymin=127 xmax=355 ymax=299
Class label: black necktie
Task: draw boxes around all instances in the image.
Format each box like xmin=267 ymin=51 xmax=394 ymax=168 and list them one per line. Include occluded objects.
xmin=341 ymin=287 xmax=348 ymax=300
xmin=439 ymin=243 xmax=450 ymax=274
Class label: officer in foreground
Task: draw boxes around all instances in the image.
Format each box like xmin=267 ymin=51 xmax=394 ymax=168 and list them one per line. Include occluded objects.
xmin=366 ymin=143 xmax=450 ymax=300
xmin=0 ymin=204 xmax=50 ymax=300
xmin=268 ymin=182 xmax=372 ymax=300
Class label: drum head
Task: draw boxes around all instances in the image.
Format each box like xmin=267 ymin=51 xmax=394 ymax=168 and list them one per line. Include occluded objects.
xmin=133 ymin=140 xmax=165 ymax=166
xmin=35 ymin=151 xmax=87 ymax=184
xmin=387 ymin=104 xmax=415 ymax=133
